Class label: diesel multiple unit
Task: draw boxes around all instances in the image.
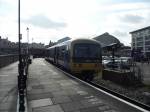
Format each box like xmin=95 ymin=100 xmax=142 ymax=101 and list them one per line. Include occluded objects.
xmin=46 ymin=38 xmax=102 ymax=80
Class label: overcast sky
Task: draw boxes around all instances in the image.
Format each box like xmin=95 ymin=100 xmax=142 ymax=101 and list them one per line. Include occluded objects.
xmin=0 ymin=0 xmax=150 ymax=45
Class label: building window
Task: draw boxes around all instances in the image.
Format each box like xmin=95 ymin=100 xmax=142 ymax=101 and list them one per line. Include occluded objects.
xmin=148 ymin=29 xmax=150 ymax=34
xmin=139 ymin=31 xmax=143 ymax=36
xmin=137 ymin=41 xmax=143 ymax=46
xmin=132 ymin=33 xmax=136 ymax=37
xmin=145 ymin=41 xmax=150 ymax=46
xmin=136 ymin=37 xmax=143 ymax=42
xmin=145 ymin=29 xmax=149 ymax=35
xmin=137 ymin=47 xmax=143 ymax=50
xmin=145 ymin=46 xmax=150 ymax=51
xmin=145 ymin=36 xmax=150 ymax=40
xmin=132 ymin=37 xmax=135 ymax=42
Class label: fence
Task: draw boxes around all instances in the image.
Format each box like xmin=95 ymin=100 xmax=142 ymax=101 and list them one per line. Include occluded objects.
xmin=102 ymin=60 xmax=144 ymax=86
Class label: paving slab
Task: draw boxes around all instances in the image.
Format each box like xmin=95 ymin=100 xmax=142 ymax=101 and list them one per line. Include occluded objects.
xmin=0 ymin=62 xmax=18 ymax=112
xmin=29 ymin=98 xmax=53 ymax=108
xmin=80 ymin=106 xmax=117 ymax=112
xmin=33 ymin=105 xmax=64 ymax=112
xmin=27 ymin=59 xmax=139 ymax=112
xmin=52 ymin=95 xmax=72 ymax=104
xmin=28 ymin=92 xmax=53 ymax=101
xmin=61 ymin=101 xmax=84 ymax=112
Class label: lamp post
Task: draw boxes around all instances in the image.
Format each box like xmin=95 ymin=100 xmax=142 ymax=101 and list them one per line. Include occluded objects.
xmin=32 ymin=38 xmax=34 ymax=56
xmin=18 ymin=0 xmax=21 ymax=64
xmin=26 ymin=27 xmax=29 ymax=55
xmin=18 ymin=0 xmax=26 ymax=111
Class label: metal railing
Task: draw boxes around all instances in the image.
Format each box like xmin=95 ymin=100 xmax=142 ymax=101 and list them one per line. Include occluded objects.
xmin=17 ymin=55 xmax=31 ymax=112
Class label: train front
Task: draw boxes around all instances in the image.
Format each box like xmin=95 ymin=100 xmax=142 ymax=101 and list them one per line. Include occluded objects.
xmin=70 ymin=39 xmax=102 ymax=80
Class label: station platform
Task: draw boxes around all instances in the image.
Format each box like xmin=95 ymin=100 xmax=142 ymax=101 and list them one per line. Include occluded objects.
xmin=27 ymin=58 xmax=120 ymax=112
xmin=0 ymin=62 xmax=18 ymax=112
xmin=0 ymin=58 xmax=142 ymax=112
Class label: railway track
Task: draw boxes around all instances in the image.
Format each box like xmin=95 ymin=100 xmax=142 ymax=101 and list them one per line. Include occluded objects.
xmin=88 ymin=81 xmax=150 ymax=111
xmin=46 ymin=61 xmax=150 ymax=112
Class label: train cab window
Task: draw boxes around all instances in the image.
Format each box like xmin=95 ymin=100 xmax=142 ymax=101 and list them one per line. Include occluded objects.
xmin=74 ymin=44 xmax=100 ymax=59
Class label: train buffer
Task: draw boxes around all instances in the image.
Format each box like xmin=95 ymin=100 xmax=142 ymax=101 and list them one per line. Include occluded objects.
xmin=0 ymin=58 xmax=148 ymax=112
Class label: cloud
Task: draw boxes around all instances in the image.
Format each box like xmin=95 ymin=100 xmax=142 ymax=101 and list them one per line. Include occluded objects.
xmin=22 ymin=14 xmax=67 ymax=29
xmin=112 ymin=30 xmax=131 ymax=46
xmin=113 ymin=30 xmax=128 ymax=37
xmin=1 ymin=0 xmax=150 ymax=46
xmin=120 ymin=14 xmax=144 ymax=24
xmin=0 ymin=1 xmax=11 ymax=15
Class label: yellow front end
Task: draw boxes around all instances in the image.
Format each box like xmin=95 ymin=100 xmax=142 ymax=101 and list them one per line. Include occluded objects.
xmin=70 ymin=62 xmax=102 ymax=74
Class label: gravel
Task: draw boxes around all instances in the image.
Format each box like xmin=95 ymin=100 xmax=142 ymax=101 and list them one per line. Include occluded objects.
xmin=94 ymin=78 xmax=150 ymax=106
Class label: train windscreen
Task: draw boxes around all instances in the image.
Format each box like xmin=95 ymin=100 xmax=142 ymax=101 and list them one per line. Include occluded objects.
xmin=73 ymin=43 xmax=101 ymax=62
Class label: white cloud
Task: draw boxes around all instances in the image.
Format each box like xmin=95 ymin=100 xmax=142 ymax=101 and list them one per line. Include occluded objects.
xmin=0 ymin=0 xmax=150 ymax=45
xmin=22 ymin=14 xmax=67 ymax=29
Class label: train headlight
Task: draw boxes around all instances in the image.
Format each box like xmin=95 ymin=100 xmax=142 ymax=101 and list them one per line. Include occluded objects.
xmin=74 ymin=64 xmax=77 ymax=67
xmin=79 ymin=64 xmax=82 ymax=67
xmin=73 ymin=63 xmax=82 ymax=67
xmin=95 ymin=64 xmax=99 ymax=67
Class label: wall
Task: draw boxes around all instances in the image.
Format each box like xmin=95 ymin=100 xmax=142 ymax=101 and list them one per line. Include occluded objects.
xmin=0 ymin=55 xmax=18 ymax=68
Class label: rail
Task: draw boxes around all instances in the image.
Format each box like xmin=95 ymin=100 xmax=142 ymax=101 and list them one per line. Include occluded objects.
xmin=89 ymin=81 xmax=150 ymax=111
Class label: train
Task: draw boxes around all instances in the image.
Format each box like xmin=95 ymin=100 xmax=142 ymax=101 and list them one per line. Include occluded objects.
xmin=46 ymin=38 xmax=102 ymax=80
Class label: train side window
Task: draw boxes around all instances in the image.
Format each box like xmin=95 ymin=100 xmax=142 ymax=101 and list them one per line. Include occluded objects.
xmin=58 ymin=48 xmax=62 ymax=60
xmin=66 ymin=46 xmax=68 ymax=51
xmin=62 ymin=49 xmax=65 ymax=53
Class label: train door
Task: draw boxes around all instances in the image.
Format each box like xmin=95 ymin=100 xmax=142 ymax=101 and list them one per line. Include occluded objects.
xmin=54 ymin=47 xmax=56 ymax=64
xmin=64 ymin=45 xmax=70 ymax=69
xmin=56 ymin=47 xmax=59 ymax=65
